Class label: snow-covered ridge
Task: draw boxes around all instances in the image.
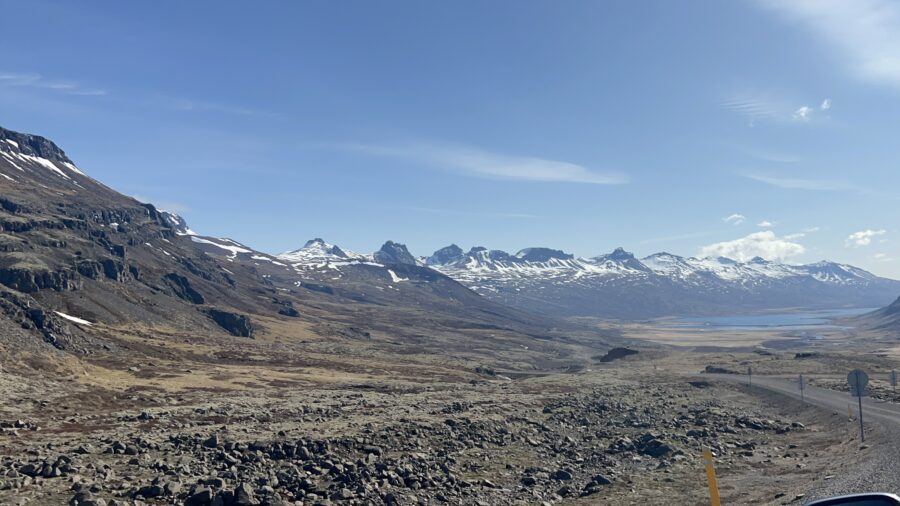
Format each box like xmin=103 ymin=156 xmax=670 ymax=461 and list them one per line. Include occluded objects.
xmin=0 ymin=129 xmax=87 ymax=184
xmin=157 ymin=210 xmax=900 ymax=318
xmin=421 ymin=244 xmax=883 ymax=288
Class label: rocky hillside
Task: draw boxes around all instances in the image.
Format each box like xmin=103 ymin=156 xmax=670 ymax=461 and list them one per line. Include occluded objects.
xmin=853 ymin=295 xmax=900 ymax=333
xmin=0 ymin=125 xmax=599 ymax=368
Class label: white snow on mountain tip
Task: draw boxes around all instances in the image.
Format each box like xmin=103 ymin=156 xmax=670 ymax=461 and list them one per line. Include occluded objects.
xmin=0 ymin=138 xmax=86 ymax=183
xmin=278 ymin=238 xmax=368 ymax=269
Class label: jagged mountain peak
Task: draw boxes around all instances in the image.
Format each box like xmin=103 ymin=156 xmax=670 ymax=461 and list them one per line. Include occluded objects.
xmin=373 ymin=240 xmax=418 ymax=266
xmin=426 ymin=244 xmax=466 ymax=265
xmin=589 ymin=247 xmax=649 ymax=271
xmin=299 ymin=238 xmax=348 ymax=258
xmin=277 ymin=237 xmax=358 ymax=265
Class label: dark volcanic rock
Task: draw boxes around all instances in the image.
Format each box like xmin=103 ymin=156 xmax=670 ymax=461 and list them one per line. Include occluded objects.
xmin=165 ymin=273 xmax=205 ymax=304
xmin=0 ymin=266 xmax=79 ymax=293
xmin=597 ymin=347 xmax=639 ymax=363
xmin=206 ymin=308 xmax=253 ymax=337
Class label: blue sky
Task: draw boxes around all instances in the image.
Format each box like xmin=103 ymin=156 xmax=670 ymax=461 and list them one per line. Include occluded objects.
xmin=2 ymin=0 xmax=900 ymax=276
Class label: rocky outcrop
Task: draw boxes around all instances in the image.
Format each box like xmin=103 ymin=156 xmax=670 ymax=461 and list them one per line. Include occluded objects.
xmin=273 ymin=298 xmax=300 ymax=318
xmin=373 ymin=241 xmax=417 ymax=266
xmin=0 ymin=288 xmax=76 ymax=349
xmin=0 ymin=267 xmax=80 ymax=293
xmin=206 ymin=308 xmax=253 ymax=338
xmin=164 ymin=273 xmax=205 ymax=304
xmin=597 ymin=347 xmax=639 ymax=363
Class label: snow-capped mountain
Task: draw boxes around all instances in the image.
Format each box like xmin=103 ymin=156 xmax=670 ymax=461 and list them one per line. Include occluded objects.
xmin=422 ymin=245 xmax=900 ymax=319
xmin=279 ymin=238 xmax=365 ymax=266
xmin=270 ymin=236 xmax=900 ymax=319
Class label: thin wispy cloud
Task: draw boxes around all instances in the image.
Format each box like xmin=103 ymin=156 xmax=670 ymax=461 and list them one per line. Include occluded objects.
xmin=722 ymin=213 xmax=746 ymax=225
xmin=756 ymin=0 xmax=900 ymax=88
xmin=0 ymin=72 xmax=271 ymax=118
xmin=338 ymin=142 xmax=627 ymax=185
xmin=165 ymin=97 xmax=279 ymax=118
xmin=748 ymin=150 xmax=802 ymax=164
xmin=846 ymin=229 xmax=886 ymax=247
xmin=0 ymin=72 xmax=107 ymax=97
xmin=408 ymin=207 xmax=538 ymax=219
xmin=757 ymin=220 xmax=774 ymax=227
xmin=719 ymin=95 xmax=779 ymax=125
xmin=743 ymin=173 xmax=862 ymax=192
xmin=874 ymin=253 xmax=893 ymax=262
xmin=700 ymin=231 xmax=806 ymax=261
xmin=721 ymin=91 xmax=831 ymax=125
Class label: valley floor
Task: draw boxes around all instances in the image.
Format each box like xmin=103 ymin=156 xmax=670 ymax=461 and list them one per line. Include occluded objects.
xmin=0 ymin=338 xmax=879 ymax=506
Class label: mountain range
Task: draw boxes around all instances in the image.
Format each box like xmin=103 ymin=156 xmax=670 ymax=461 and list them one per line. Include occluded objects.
xmin=273 ymin=240 xmax=900 ymax=320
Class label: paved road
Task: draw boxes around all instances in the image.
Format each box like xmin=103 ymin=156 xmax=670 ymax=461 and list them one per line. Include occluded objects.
xmin=710 ymin=374 xmax=900 ymax=502
xmin=711 ymin=374 xmax=900 ymax=425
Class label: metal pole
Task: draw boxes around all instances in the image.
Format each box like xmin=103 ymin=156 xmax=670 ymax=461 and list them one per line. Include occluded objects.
xmin=799 ymin=374 xmax=804 ymax=402
xmin=748 ymin=367 xmax=752 ymax=388
xmin=858 ymin=394 xmax=865 ymax=443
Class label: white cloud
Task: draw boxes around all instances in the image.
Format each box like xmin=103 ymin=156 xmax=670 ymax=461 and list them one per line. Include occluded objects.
xmin=699 ymin=231 xmax=806 ymax=261
xmin=339 ymin=142 xmax=627 ymax=185
xmin=755 ymin=0 xmax=900 ymax=88
xmin=874 ymin=253 xmax=893 ymax=262
xmin=846 ymin=229 xmax=886 ymax=247
xmin=722 ymin=213 xmax=746 ymax=225
xmin=757 ymin=220 xmax=774 ymax=227
xmin=793 ymin=105 xmax=814 ymax=121
xmin=744 ymin=173 xmax=861 ymax=191
xmin=821 ymin=98 xmax=832 ymax=110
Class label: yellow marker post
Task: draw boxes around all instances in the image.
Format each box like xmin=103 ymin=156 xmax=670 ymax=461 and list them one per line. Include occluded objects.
xmin=703 ymin=450 xmax=722 ymax=506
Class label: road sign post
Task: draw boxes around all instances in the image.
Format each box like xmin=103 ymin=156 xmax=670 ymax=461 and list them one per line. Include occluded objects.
xmin=747 ymin=366 xmax=752 ymax=388
xmin=847 ymin=369 xmax=869 ymax=443
xmin=799 ymin=374 xmax=805 ymax=402
xmin=891 ymin=369 xmax=897 ymax=394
